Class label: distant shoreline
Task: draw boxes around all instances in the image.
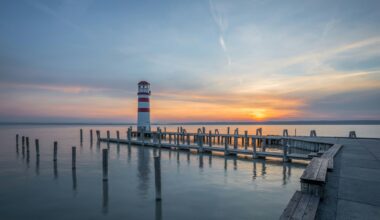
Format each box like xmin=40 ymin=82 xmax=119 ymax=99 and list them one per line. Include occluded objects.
xmin=1 ymin=120 xmax=379 ymax=126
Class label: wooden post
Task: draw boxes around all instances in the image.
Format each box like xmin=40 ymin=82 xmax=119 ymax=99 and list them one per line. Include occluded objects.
xmin=90 ymin=129 xmax=93 ymax=143
xmin=198 ymin=133 xmax=204 ymax=153
xmin=176 ymin=131 xmax=180 ymax=147
xmin=209 ymin=130 xmax=212 ymax=147
xmin=224 ymin=135 xmax=229 ymax=156
xmin=283 ymin=139 xmax=289 ymax=162
xmin=244 ymin=131 xmax=248 ymax=150
xmin=107 ymin=130 xmax=110 ymax=141
xmin=72 ymin=146 xmax=76 ymax=169
xmin=169 ymin=134 xmax=172 ymax=144
xmin=233 ymin=129 xmax=238 ymax=149
xmin=158 ymin=129 xmax=162 ymax=148
xmin=252 ymin=137 xmax=257 ymax=158
xmin=80 ymin=129 xmax=83 ymax=143
xmin=128 ymin=128 xmax=132 ymax=144
xmin=186 ymin=133 xmax=190 ymax=145
xmin=116 ymin=130 xmax=120 ymax=142
xmin=16 ymin=134 xmax=19 ymax=146
xmin=102 ymin=149 xmax=108 ymax=181
xmin=26 ymin=137 xmax=30 ymax=153
xmin=35 ymin=139 xmax=40 ymax=157
xmin=261 ymin=138 xmax=266 ymax=152
xmin=53 ymin=141 xmax=58 ymax=161
xmin=154 ymin=156 xmax=162 ymax=201
xmin=22 ymin=136 xmax=25 ymax=156
xmin=96 ymin=130 xmax=100 ymax=142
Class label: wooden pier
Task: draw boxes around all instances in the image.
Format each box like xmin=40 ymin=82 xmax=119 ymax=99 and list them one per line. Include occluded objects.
xmin=98 ymin=127 xmax=334 ymax=162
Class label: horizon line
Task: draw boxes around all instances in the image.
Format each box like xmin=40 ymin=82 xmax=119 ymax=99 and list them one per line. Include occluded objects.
xmin=1 ymin=119 xmax=380 ymax=126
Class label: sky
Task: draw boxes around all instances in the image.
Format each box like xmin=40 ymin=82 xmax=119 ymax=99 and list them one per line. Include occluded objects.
xmin=0 ymin=0 xmax=380 ymax=123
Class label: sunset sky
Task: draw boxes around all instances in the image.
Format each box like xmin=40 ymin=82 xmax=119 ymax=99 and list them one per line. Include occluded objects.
xmin=0 ymin=0 xmax=379 ymax=123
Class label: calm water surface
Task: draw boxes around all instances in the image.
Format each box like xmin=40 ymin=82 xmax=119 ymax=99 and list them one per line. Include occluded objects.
xmin=1 ymin=124 xmax=378 ymax=219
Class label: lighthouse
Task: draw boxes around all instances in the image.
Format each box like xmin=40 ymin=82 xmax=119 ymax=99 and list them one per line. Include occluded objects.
xmin=137 ymin=81 xmax=151 ymax=132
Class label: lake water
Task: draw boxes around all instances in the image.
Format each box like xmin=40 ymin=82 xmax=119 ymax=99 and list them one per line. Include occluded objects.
xmin=0 ymin=124 xmax=378 ymax=220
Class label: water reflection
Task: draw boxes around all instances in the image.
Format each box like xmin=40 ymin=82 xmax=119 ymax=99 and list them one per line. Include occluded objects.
xmin=155 ymin=200 xmax=162 ymax=220
xmin=186 ymin=151 xmax=190 ymax=165
xmin=261 ymin=160 xmax=267 ymax=178
xmin=252 ymin=160 xmax=257 ymax=179
xmin=127 ymin=144 xmax=131 ymax=164
xmin=72 ymin=169 xmax=77 ymax=195
xmin=137 ymin=147 xmax=150 ymax=197
xmin=176 ymin=151 xmax=180 ymax=165
xmin=102 ymin=180 xmax=108 ymax=214
xmin=35 ymin=156 xmax=39 ymax=176
xmin=233 ymin=158 xmax=237 ymax=170
xmin=53 ymin=161 xmax=58 ymax=179
xmin=117 ymin=144 xmax=120 ymax=159
xmin=282 ymin=163 xmax=292 ymax=185
xmin=26 ymin=150 xmax=30 ymax=167
xmin=208 ymin=155 xmax=212 ymax=168
xmin=199 ymin=154 xmax=203 ymax=169
xmin=224 ymin=157 xmax=227 ymax=170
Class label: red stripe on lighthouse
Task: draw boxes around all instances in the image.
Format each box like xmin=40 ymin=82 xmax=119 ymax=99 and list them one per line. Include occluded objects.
xmin=138 ymin=108 xmax=150 ymax=112
xmin=138 ymin=98 xmax=150 ymax=102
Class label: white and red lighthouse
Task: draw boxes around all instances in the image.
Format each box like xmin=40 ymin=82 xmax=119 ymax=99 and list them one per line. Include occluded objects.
xmin=137 ymin=81 xmax=151 ymax=132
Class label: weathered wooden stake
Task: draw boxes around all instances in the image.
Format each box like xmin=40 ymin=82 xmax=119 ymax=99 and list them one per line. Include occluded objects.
xmin=224 ymin=135 xmax=229 ymax=156
xmin=35 ymin=139 xmax=40 ymax=157
xmin=72 ymin=146 xmax=76 ymax=169
xmin=252 ymin=137 xmax=257 ymax=158
xmin=102 ymin=149 xmax=108 ymax=181
xmin=154 ymin=156 xmax=162 ymax=201
xmin=53 ymin=141 xmax=58 ymax=161
xmin=116 ymin=130 xmax=120 ymax=142
xmin=80 ymin=129 xmax=83 ymax=143
xmin=209 ymin=130 xmax=212 ymax=147
xmin=96 ymin=130 xmax=100 ymax=142
xmin=26 ymin=137 xmax=30 ymax=153
xmin=90 ymin=129 xmax=93 ymax=143
xmin=107 ymin=130 xmax=110 ymax=141
xmin=16 ymin=134 xmax=19 ymax=146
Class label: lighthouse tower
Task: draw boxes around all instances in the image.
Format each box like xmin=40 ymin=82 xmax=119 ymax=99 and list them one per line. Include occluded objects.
xmin=137 ymin=81 xmax=151 ymax=132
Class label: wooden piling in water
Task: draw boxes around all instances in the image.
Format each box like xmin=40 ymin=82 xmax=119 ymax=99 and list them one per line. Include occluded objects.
xmin=90 ymin=129 xmax=93 ymax=143
xmin=96 ymin=130 xmax=100 ymax=142
xmin=72 ymin=146 xmax=76 ymax=169
xmin=35 ymin=139 xmax=40 ymax=157
xmin=154 ymin=156 xmax=162 ymax=201
xmin=53 ymin=141 xmax=58 ymax=161
xmin=80 ymin=129 xmax=83 ymax=143
xmin=224 ymin=135 xmax=229 ymax=156
xmin=127 ymin=128 xmax=132 ymax=144
xmin=26 ymin=137 xmax=30 ymax=153
xmin=106 ymin=130 xmax=110 ymax=141
xmin=16 ymin=134 xmax=19 ymax=146
xmin=252 ymin=137 xmax=257 ymax=158
xmin=209 ymin=130 xmax=212 ymax=147
xmin=102 ymin=149 xmax=108 ymax=181
xmin=22 ymin=136 xmax=25 ymax=156
xmin=116 ymin=130 xmax=120 ymax=142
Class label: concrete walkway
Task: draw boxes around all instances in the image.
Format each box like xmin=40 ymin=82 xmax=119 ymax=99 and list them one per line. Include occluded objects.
xmin=315 ymin=138 xmax=380 ymax=219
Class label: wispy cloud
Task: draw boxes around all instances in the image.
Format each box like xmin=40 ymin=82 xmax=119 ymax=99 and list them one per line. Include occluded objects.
xmin=209 ymin=0 xmax=231 ymax=66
